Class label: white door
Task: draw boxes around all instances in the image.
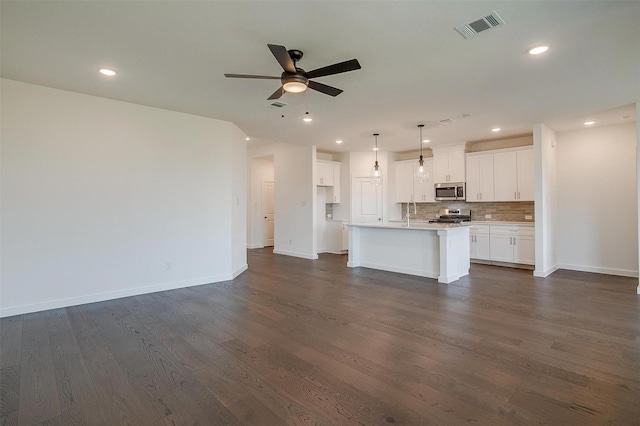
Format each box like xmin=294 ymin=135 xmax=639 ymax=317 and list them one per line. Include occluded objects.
xmin=262 ymin=181 xmax=274 ymax=247
xmin=352 ymin=177 xmax=383 ymax=223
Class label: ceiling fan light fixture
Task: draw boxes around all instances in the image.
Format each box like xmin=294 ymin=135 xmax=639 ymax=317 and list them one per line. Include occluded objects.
xmin=282 ymin=74 xmax=308 ymax=93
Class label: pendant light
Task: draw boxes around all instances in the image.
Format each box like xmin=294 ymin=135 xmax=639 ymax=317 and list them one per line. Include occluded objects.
xmin=370 ymin=133 xmax=382 ymax=185
xmin=415 ymin=124 xmax=428 ymax=183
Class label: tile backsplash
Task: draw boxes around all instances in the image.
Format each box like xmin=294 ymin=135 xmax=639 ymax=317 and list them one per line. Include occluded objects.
xmin=401 ymin=201 xmax=534 ymax=222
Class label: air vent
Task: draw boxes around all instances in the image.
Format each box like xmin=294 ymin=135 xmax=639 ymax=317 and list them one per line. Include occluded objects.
xmin=269 ymin=101 xmax=287 ymax=108
xmin=455 ymin=11 xmax=504 ymax=39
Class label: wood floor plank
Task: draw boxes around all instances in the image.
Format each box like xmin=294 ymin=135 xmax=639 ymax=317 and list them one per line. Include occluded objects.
xmin=2 ymin=249 xmax=639 ymax=424
xmin=17 ymin=312 xmax=61 ymax=425
xmin=45 ymin=309 xmax=109 ymax=425
xmin=96 ymin=301 xmax=241 ymax=425
xmin=66 ymin=305 xmax=163 ymax=426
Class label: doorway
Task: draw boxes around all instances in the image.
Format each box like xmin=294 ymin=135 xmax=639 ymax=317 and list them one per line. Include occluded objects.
xmin=262 ymin=180 xmax=275 ymax=247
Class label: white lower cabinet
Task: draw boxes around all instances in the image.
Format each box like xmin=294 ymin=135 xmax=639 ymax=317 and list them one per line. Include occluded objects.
xmin=488 ymin=224 xmax=535 ymax=265
xmin=326 ymin=221 xmax=348 ymax=254
xmin=469 ymin=225 xmax=490 ymax=261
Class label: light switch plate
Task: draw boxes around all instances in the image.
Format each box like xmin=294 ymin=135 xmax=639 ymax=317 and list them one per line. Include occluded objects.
xmin=485 ymin=214 xmax=491 ymax=219
xmin=525 ymin=215 xmax=533 ymax=220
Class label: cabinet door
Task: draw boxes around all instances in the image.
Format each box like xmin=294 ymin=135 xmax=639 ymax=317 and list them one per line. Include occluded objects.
xmin=490 ymin=234 xmax=514 ymax=262
xmin=493 ymin=152 xmax=518 ymax=201
xmin=317 ymin=161 xmax=334 ymax=186
xmin=516 ymin=149 xmax=534 ymax=201
xmin=478 ymin=154 xmax=495 ymax=201
xmin=513 ymin=235 xmax=535 ymax=264
xmin=448 ymin=150 xmax=466 ymax=182
xmin=474 ymin=233 xmax=491 ymax=260
xmin=331 ymin=164 xmax=341 ymax=203
xmin=422 ymin=158 xmax=435 ymax=202
xmin=466 ymin=156 xmax=481 ymax=202
xmin=433 ymin=154 xmax=450 ymax=183
xmin=394 ymin=161 xmax=414 ymax=202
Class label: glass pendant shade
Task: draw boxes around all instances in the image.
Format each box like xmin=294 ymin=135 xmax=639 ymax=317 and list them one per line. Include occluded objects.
xmin=415 ymin=124 xmax=429 ymax=183
xmin=416 ymin=155 xmax=428 ymax=183
xmin=370 ymin=161 xmax=383 ymax=185
xmin=370 ymin=133 xmax=382 ymax=185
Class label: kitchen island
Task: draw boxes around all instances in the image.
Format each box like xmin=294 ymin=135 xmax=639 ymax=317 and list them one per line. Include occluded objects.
xmin=347 ymin=222 xmax=470 ymax=283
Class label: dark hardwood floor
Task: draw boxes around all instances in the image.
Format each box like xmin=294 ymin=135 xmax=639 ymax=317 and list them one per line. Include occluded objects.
xmin=2 ymin=249 xmax=639 ymax=425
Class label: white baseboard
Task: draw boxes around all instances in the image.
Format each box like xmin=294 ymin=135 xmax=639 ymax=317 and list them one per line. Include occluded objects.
xmin=272 ymin=249 xmax=318 ymax=260
xmin=350 ymin=261 xmax=439 ymax=280
xmin=534 ymin=264 xmax=560 ymax=277
xmin=0 ymin=271 xmax=242 ymax=318
xmin=557 ymin=263 xmax=639 ymax=278
xmin=247 ymin=243 xmax=264 ymax=249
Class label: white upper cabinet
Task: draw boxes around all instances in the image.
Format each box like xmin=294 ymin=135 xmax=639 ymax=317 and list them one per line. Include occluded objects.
xmin=432 ymin=144 xmax=466 ymax=183
xmin=317 ymin=160 xmax=334 ymax=186
xmin=394 ymin=160 xmax=415 ymax=202
xmin=516 ymin=148 xmax=534 ymax=201
xmin=330 ymin=163 xmax=341 ymax=203
xmin=317 ymin=160 xmax=341 ymax=203
xmin=393 ymin=158 xmax=435 ymax=203
xmin=466 ymin=153 xmax=495 ymax=202
xmin=494 ymin=147 xmax=534 ymax=201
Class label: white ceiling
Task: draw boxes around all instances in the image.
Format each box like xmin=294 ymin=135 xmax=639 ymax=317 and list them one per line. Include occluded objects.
xmin=2 ymin=1 xmax=638 ymax=153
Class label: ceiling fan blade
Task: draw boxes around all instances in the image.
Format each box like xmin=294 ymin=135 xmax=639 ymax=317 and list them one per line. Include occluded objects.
xmin=308 ymin=81 xmax=343 ymax=97
xmin=224 ymin=74 xmax=280 ymax=79
xmin=267 ymin=44 xmax=296 ymax=73
xmin=306 ymin=59 xmax=361 ymax=79
xmin=267 ymin=86 xmax=284 ymax=100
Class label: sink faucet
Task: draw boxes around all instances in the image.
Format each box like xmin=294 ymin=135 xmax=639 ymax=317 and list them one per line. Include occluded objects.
xmin=405 ymin=201 xmax=417 ymax=226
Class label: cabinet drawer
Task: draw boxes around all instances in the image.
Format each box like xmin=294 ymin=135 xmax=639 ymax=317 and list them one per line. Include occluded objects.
xmin=490 ymin=224 xmax=535 ymax=236
xmin=469 ymin=224 xmax=490 ymax=234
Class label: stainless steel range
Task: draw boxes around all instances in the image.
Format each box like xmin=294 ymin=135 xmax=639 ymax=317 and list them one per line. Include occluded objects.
xmin=429 ymin=208 xmax=471 ymax=223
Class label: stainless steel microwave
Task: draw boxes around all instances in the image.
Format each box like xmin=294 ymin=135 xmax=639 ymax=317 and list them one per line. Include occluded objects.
xmin=435 ymin=182 xmax=465 ymax=201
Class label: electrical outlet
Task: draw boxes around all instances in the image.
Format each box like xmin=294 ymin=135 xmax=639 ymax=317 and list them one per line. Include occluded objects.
xmin=289 ymin=239 xmax=292 ymax=245
xmin=485 ymin=214 xmax=492 ymax=219
xmin=165 ymin=261 xmax=172 ymax=271
xmin=525 ymin=215 xmax=533 ymax=220
xmin=327 ymin=213 xmax=332 ymax=218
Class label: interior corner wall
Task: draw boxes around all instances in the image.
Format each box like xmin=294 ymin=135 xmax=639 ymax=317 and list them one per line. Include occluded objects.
xmin=533 ymin=123 xmax=558 ymax=277
xmin=0 ymin=79 xmax=244 ymax=317
xmin=637 ymin=101 xmax=640 ymax=293
xmin=231 ymin=125 xmax=248 ymax=276
xmin=556 ymin=121 xmax=638 ymax=277
xmin=273 ymin=144 xmax=316 ymax=259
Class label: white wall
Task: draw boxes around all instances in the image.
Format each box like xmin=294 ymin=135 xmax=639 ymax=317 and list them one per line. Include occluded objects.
xmin=274 ymin=144 xmax=316 ymax=259
xmin=533 ymin=123 xmax=558 ymax=277
xmin=1 ymin=79 xmax=247 ymax=317
xmin=555 ymin=122 xmax=638 ymax=276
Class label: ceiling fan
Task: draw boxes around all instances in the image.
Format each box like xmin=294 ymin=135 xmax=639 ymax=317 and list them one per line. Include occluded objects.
xmin=224 ymin=44 xmax=361 ymax=100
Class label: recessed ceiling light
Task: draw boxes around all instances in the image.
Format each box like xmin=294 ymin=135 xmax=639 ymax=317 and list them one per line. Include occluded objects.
xmin=584 ymin=121 xmax=595 ymax=126
xmin=245 ymin=137 xmax=250 ymax=141
xmin=423 ymin=139 xmax=430 ymax=143
xmin=373 ymin=147 xmax=379 ymax=151
xmin=303 ymin=111 xmax=312 ymax=122
xmin=527 ymin=44 xmax=550 ymax=55
xmin=335 ymin=140 xmax=343 ymax=144
xmin=491 ymin=127 xmax=501 ymax=132
xmin=98 ymin=68 xmax=117 ymax=76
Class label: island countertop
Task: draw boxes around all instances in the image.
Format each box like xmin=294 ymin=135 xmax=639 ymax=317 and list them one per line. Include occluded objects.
xmin=348 ymin=221 xmax=470 ymax=231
